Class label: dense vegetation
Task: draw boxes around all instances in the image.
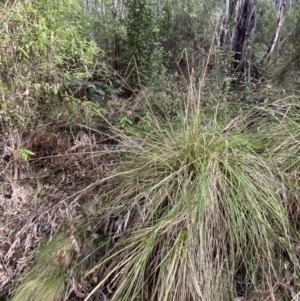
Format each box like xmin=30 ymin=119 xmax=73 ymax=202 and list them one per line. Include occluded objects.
xmin=1 ymin=0 xmax=300 ymax=300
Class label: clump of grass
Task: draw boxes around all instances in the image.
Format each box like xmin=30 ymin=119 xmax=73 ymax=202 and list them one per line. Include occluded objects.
xmin=83 ymin=92 xmax=300 ymax=300
xmin=12 ymin=234 xmax=73 ymax=301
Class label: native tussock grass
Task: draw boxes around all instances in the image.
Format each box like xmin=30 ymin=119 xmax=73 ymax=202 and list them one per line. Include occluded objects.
xmin=79 ymin=87 xmax=300 ymax=300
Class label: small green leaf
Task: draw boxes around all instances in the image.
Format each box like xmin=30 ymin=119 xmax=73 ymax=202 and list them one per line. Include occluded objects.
xmin=18 ymin=149 xmax=35 ymax=161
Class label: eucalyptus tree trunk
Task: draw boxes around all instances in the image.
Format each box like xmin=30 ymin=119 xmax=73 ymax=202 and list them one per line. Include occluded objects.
xmin=264 ymin=0 xmax=286 ymax=65
xmin=232 ymin=0 xmax=257 ymax=72
xmin=220 ymin=0 xmax=257 ymax=74
xmin=220 ymin=0 xmax=238 ymax=48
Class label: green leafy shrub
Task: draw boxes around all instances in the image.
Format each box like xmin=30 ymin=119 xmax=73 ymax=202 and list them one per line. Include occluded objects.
xmin=0 ymin=0 xmax=103 ymax=127
xmin=121 ymin=0 xmax=161 ymax=85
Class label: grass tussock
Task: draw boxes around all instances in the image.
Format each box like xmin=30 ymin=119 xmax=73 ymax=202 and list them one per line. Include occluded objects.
xmin=11 ymin=234 xmax=73 ymax=301
xmin=82 ymin=93 xmax=300 ymax=300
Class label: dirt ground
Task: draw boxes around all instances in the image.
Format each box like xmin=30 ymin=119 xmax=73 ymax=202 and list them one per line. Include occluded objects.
xmin=0 ymin=123 xmax=115 ymax=298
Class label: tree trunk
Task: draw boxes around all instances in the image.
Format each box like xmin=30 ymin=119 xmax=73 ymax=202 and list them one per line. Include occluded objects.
xmin=220 ymin=0 xmax=238 ymax=48
xmin=111 ymin=0 xmax=120 ymax=70
xmin=232 ymin=0 xmax=257 ymax=72
xmin=264 ymin=0 xmax=286 ymax=65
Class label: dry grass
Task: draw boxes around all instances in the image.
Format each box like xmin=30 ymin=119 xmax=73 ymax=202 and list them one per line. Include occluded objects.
xmin=76 ymin=90 xmax=300 ymax=301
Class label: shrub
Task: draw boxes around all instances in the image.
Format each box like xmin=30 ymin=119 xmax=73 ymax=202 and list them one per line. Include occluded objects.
xmin=0 ymin=0 xmax=103 ymax=128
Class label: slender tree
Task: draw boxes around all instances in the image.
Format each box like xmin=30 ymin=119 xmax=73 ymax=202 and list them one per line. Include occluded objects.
xmin=111 ymin=0 xmax=120 ymax=70
xmin=220 ymin=0 xmax=257 ymax=75
xmin=232 ymin=0 xmax=257 ymax=72
xmin=264 ymin=0 xmax=287 ymax=65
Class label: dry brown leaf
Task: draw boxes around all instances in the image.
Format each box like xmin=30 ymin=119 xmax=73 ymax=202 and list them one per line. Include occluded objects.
xmin=52 ymin=248 xmax=71 ymax=267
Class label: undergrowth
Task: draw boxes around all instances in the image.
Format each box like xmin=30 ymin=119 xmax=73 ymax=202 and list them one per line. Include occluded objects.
xmin=2 ymin=1 xmax=300 ymax=300
xmin=78 ymin=90 xmax=300 ymax=301
xmin=8 ymin=74 xmax=300 ymax=300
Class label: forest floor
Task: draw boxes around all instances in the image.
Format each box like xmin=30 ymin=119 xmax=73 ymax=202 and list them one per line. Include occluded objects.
xmin=0 ymin=112 xmax=118 ymax=298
